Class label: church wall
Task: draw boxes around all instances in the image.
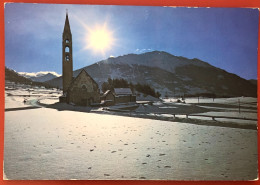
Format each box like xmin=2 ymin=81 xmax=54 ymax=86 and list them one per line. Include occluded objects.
xmin=68 ymin=89 xmax=100 ymax=106
xmin=67 ymin=71 xmax=101 ymax=106
xmin=69 ymin=74 xmax=97 ymax=92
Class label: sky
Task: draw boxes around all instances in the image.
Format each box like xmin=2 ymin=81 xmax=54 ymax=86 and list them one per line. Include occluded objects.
xmin=4 ymin=3 xmax=259 ymax=80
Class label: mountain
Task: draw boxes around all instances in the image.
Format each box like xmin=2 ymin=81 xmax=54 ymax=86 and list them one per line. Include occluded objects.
xmin=30 ymin=73 xmax=58 ymax=82
xmin=95 ymin=51 xmax=211 ymax=73
xmin=18 ymin=71 xmax=60 ymax=82
xmin=46 ymin=51 xmax=257 ymax=97
xmin=5 ymin=67 xmax=54 ymax=88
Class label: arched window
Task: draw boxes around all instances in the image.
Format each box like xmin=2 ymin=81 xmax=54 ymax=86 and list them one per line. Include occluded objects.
xmin=65 ymin=39 xmax=69 ymax=43
xmin=82 ymin=85 xmax=87 ymax=90
xmin=65 ymin=46 xmax=70 ymax=52
xmin=65 ymin=55 xmax=70 ymax=61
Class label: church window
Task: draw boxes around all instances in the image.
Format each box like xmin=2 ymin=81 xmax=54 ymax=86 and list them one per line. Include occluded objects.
xmin=65 ymin=46 xmax=70 ymax=52
xmin=82 ymin=85 xmax=87 ymax=90
xmin=65 ymin=55 xmax=70 ymax=61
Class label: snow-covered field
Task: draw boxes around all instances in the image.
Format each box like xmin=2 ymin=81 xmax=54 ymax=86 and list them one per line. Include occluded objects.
xmin=3 ymin=86 xmax=258 ymax=180
xmin=5 ymin=87 xmax=61 ymax=109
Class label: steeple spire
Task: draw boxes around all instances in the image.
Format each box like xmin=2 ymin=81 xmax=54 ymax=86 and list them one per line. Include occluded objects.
xmin=63 ymin=9 xmax=71 ymax=34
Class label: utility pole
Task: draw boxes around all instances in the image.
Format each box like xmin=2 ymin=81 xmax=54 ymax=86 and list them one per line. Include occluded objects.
xmin=238 ymin=99 xmax=240 ymax=113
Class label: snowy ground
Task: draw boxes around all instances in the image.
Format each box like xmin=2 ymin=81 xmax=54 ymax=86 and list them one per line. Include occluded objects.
xmin=3 ymin=86 xmax=258 ymax=180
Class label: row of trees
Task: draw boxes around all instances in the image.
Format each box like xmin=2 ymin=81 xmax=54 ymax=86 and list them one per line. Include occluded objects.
xmin=135 ymin=83 xmax=161 ymax=98
xmin=101 ymin=78 xmax=161 ymax=98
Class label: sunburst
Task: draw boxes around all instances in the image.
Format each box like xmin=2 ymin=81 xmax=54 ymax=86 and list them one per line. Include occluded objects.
xmin=84 ymin=23 xmax=115 ymax=55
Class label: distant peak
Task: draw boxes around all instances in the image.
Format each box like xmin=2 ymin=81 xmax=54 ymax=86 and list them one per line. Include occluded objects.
xmin=18 ymin=71 xmax=61 ymax=78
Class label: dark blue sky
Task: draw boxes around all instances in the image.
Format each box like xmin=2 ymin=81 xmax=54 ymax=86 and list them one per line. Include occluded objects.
xmin=4 ymin=3 xmax=259 ymax=79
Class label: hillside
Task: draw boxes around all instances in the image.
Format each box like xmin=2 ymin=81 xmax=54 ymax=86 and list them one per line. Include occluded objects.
xmin=46 ymin=51 xmax=257 ymax=97
xmin=249 ymin=79 xmax=257 ymax=86
xmin=5 ymin=67 xmax=54 ymax=88
xmin=19 ymin=72 xmax=60 ymax=82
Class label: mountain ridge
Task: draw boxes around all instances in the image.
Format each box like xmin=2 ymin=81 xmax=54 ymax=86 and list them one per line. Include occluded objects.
xmin=5 ymin=67 xmax=54 ymax=88
xmin=44 ymin=51 xmax=256 ymax=97
xmin=96 ymin=51 xmax=212 ymax=73
xmin=19 ymin=71 xmax=60 ymax=82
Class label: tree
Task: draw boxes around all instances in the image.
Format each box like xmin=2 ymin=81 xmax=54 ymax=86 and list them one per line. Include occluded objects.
xmin=102 ymin=78 xmax=161 ymax=98
xmin=101 ymin=82 xmax=112 ymax=93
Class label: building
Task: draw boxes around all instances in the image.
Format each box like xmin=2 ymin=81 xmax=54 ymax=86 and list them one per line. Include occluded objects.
xmin=59 ymin=11 xmax=100 ymax=106
xmin=67 ymin=70 xmax=100 ymax=106
xmin=114 ymin=88 xmax=136 ymax=104
xmin=62 ymin=11 xmax=73 ymax=94
xmin=101 ymin=90 xmax=116 ymax=106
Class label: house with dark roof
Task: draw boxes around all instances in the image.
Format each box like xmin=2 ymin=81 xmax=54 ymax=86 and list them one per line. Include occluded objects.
xmin=114 ymin=88 xmax=133 ymax=96
xmin=114 ymin=88 xmax=136 ymax=104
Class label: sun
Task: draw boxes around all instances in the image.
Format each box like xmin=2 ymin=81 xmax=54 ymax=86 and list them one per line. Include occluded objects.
xmin=85 ymin=24 xmax=115 ymax=54
xmin=89 ymin=29 xmax=111 ymax=50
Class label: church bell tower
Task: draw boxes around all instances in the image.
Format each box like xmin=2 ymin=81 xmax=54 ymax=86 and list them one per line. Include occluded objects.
xmin=62 ymin=10 xmax=73 ymax=94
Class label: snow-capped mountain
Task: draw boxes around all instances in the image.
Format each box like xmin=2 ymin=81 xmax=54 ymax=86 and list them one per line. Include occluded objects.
xmin=5 ymin=67 xmax=54 ymax=88
xmin=19 ymin=71 xmax=61 ymax=82
xmin=46 ymin=51 xmax=257 ymax=97
xmin=96 ymin=51 xmax=211 ymax=73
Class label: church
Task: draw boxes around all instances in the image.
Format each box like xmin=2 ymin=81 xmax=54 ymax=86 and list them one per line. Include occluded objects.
xmin=59 ymin=11 xmax=100 ymax=106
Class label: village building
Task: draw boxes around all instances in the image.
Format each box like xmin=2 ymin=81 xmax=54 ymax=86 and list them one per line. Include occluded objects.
xmin=114 ymin=88 xmax=136 ymax=104
xmin=59 ymin=11 xmax=100 ymax=106
xmin=101 ymin=90 xmax=116 ymax=106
